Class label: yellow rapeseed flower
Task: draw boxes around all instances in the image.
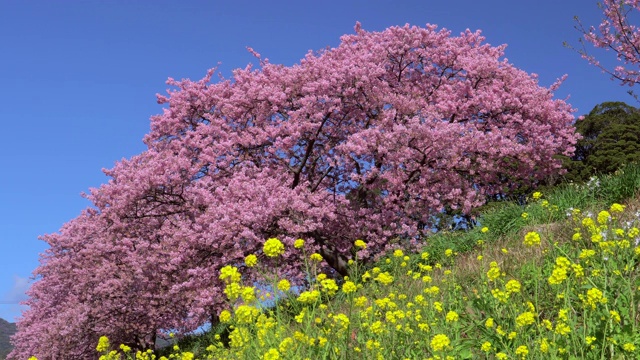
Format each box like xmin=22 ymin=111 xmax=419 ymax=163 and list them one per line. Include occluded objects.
xmin=241 ymin=286 xmax=256 ymax=303
xmin=278 ymin=337 xmax=294 ymax=354
xmin=583 ymin=287 xmax=607 ymax=309
xmin=515 ymin=345 xmax=529 ymax=357
xmin=523 ymin=231 xmax=541 ymax=246
xmin=370 ymin=320 xmax=384 ymax=334
xmin=425 ymin=285 xmax=440 ymax=296
xmin=180 ymin=352 xmax=195 ymax=360
xmin=235 ymin=305 xmax=259 ymax=324
xmin=516 ymin=311 xmax=536 ymax=327
xmin=375 ymin=272 xmax=394 ymax=285
xmin=556 ymin=256 xmax=571 ymax=268
xmin=610 ymin=203 xmax=625 ymax=213
xmin=481 ymin=341 xmax=492 ymax=352
xmin=505 ymin=279 xmax=521 ymax=293
xmin=485 ymin=318 xmax=495 ymax=328
xmin=294 ymin=239 xmax=305 ymax=249
xmin=263 ymin=238 xmax=285 ymax=257
xmin=277 ymin=279 xmax=291 ymax=292
xmin=294 ymin=309 xmax=306 ymax=323
xmin=579 ymin=249 xmax=596 ymax=259
xmin=430 ymin=334 xmax=451 ymax=352
xmin=354 ymin=295 xmax=368 ymax=307
xmin=224 ymin=282 xmax=241 ymax=301
xmin=333 ymin=313 xmax=350 ymax=330
xmin=433 ymin=302 xmax=443 ymax=313
xmin=487 ymin=262 xmax=501 ymax=281
xmin=555 ymin=322 xmax=571 ymax=336
xmin=610 ymin=310 xmax=621 ymax=323
xmin=491 ymin=289 xmax=509 ymax=303
xmin=548 ymin=266 xmax=568 ymax=285
xmin=445 ymin=311 xmax=459 ymax=322
xmin=96 ymin=336 xmax=110 ymax=353
xmin=219 ymin=265 xmax=241 ymax=283
xmin=342 ymin=281 xmax=357 ymax=294
xmin=219 ymin=310 xmax=232 ymax=323
xmin=526 ymin=302 xmax=535 ymax=312
xmin=597 ymin=210 xmax=611 ymax=225
xmin=245 ymin=254 xmax=258 ymax=267
xmin=298 ymin=290 xmax=321 ymax=303
xmin=263 ymin=348 xmax=280 ymax=360
xmin=320 ymin=278 xmax=339 ymax=295
xmin=310 ymin=253 xmax=323 ymax=262
xmin=540 ymin=338 xmax=550 ymax=353
xmin=532 ymin=191 xmax=542 ymax=200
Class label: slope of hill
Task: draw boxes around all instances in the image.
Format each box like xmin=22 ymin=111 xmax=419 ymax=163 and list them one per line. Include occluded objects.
xmin=0 ymin=319 xmax=16 ymax=360
xmin=151 ymin=163 xmax=640 ymax=359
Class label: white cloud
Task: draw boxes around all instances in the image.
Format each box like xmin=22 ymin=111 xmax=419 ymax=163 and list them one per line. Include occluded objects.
xmin=2 ymin=275 xmax=30 ymax=304
xmin=0 ymin=276 xmax=30 ymax=321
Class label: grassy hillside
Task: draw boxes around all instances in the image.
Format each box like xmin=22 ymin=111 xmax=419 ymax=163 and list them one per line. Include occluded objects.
xmin=90 ymin=164 xmax=640 ymax=359
xmin=0 ymin=319 xmax=16 ymax=360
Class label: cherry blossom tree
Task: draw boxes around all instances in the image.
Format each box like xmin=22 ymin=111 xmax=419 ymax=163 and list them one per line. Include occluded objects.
xmin=11 ymin=23 xmax=578 ymax=359
xmin=573 ymin=1 xmax=640 ymax=94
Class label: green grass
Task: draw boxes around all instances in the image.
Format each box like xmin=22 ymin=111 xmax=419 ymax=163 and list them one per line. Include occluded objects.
xmin=96 ymin=163 xmax=640 ymax=360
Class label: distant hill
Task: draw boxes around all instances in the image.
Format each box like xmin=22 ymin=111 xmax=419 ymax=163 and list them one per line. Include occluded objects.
xmin=0 ymin=319 xmax=16 ymax=360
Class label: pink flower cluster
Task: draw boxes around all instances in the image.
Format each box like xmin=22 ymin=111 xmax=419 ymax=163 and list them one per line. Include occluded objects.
xmin=576 ymin=0 xmax=640 ymax=87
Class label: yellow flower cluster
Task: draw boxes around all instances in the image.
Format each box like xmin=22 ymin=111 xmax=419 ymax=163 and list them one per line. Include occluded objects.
xmin=245 ymin=254 xmax=258 ymax=267
xmin=294 ymin=238 xmax=305 ymax=249
xmin=374 ymin=272 xmax=394 ymax=285
xmin=523 ymin=231 xmax=541 ymax=246
xmin=430 ymin=334 xmax=451 ymax=352
xmin=355 ymin=239 xmax=367 ymax=249
xmin=263 ymin=238 xmax=285 ymax=257
xmin=548 ymin=257 xmax=570 ymax=285
xmin=219 ymin=265 xmax=242 ymax=284
xmin=582 ymin=287 xmax=607 ymax=309
xmin=515 ymin=311 xmax=535 ymax=327
xmin=486 ymin=261 xmax=502 ymax=281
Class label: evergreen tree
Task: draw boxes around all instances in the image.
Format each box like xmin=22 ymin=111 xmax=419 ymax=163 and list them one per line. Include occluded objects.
xmin=564 ymin=101 xmax=640 ymax=182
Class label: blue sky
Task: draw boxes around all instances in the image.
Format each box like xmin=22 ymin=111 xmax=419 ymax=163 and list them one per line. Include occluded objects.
xmin=0 ymin=0 xmax=633 ymax=322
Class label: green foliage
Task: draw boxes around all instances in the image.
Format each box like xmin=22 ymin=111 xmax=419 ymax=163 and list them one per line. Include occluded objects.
xmin=563 ymin=101 xmax=640 ymax=183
